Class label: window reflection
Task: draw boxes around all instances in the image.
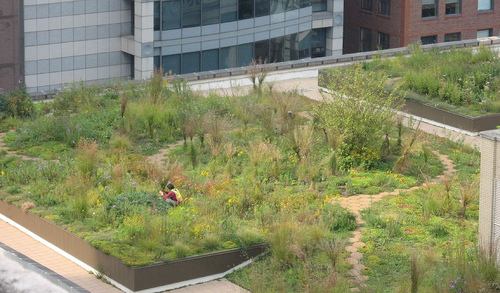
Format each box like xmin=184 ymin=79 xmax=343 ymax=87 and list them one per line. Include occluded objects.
xmin=183 ymin=0 xmax=201 ymax=28
xmin=221 ymin=0 xmax=237 ymax=22
xmin=312 ymin=0 xmax=327 ymax=12
xmin=154 ymin=2 xmax=160 ymax=31
xmin=163 ymin=0 xmax=181 ymax=30
xmin=270 ymin=36 xmax=284 ymax=63
xmin=220 ymin=46 xmax=237 ymax=69
xmin=238 ymin=43 xmax=253 ymax=66
xmin=155 ymin=0 xmax=316 ymax=30
xmin=254 ymin=40 xmax=269 ymax=63
xmin=202 ymin=0 xmax=219 ymax=25
xmin=182 ymin=52 xmax=200 ymax=73
xmin=271 ymin=0 xmax=285 ymax=14
xmin=255 ymin=0 xmax=271 ymax=17
xmin=202 ymin=49 xmax=219 ymax=71
xmin=162 ymin=54 xmax=181 ymax=75
xmin=239 ymin=0 xmax=254 ymax=19
xmin=155 ymin=29 xmax=327 ymax=74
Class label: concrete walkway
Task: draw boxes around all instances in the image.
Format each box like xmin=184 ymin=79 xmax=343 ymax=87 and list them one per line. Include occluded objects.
xmin=0 ymin=72 xmax=482 ymax=293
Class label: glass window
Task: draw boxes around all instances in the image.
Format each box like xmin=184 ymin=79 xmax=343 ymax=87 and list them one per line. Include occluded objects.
xmin=183 ymin=0 xmax=201 ymax=28
xmin=312 ymin=0 xmax=327 ymax=11
xmin=379 ymin=0 xmax=390 ymax=15
xmin=444 ymin=32 xmax=461 ymax=42
xmin=284 ymin=0 xmax=299 ymax=11
xmin=202 ymin=0 xmax=219 ymax=25
xmin=446 ymin=0 xmax=461 ymax=14
xmin=163 ymin=0 xmax=181 ymax=30
xmin=221 ymin=0 xmax=237 ymax=22
xmin=286 ymin=33 xmax=299 ymax=61
xmin=270 ymin=36 xmax=284 ymax=63
xmin=255 ymin=0 xmax=270 ymax=16
xmin=154 ymin=56 xmax=161 ymax=70
xmin=477 ymin=28 xmax=493 ymax=38
xmin=239 ymin=0 xmax=254 ymax=19
xmin=311 ymin=28 xmax=326 ymax=57
xmin=378 ymin=32 xmax=390 ymax=49
xmin=360 ymin=27 xmax=372 ymax=52
xmin=300 ymin=0 xmax=311 ymax=8
xmin=163 ymin=54 xmax=181 ymax=75
xmin=271 ymin=0 xmax=285 ymax=14
xmin=220 ymin=46 xmax=237 ymax=69
xmin=420 ymin=35 xmax=437 ymax=44
xmin=182 ymin=52 xmax=200 ymax=73
xmin=361 ymin=0 xmax=372 ymax=11
xmin=422 ymin=0 xmax=437 ymax=17
xmin=154 ymin=1 xmax=160 ymax=31
xmin=254 ymin=40 xmax=269 ymax=63
xmin=298 ymin=30 xmax=311 ymax=59
xmin=202 ymin=49 xmax=219 ymax=71
xmin=478 ymin=0 xmax=493 ymax=10
xmin=237 ymin=43 xmax=253 ymax=67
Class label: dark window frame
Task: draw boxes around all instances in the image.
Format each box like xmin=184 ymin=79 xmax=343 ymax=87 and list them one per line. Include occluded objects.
xmin=444 ymin=32 xmax=461 ymax=42
xmin=377 ymin=32 xmax=390 ymax=49
xmin=445 ymin=0 xmax=461 ymax=15
xmin=360 ymin=27 xmax=372 ymax=52
xmin=420 ymin=35 xmax=437 ymax=45
xmin=422 ymin=0 xmax=438 ymax=18
xmin=361 ymin=0 xmax=373 ymax=11
xmin=378 ymin=0 xmax=390 ymax=15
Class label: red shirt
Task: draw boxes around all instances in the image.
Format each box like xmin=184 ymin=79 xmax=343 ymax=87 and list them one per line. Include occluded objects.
xmin=162 ymin=190 xmax=178 ymax=202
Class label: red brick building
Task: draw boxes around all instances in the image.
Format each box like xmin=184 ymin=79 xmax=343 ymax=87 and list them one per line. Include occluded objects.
xmin=344 ymin=0 xmax=500 ymax=54
xmin=0 ymin=0 xmax=21 ymax=92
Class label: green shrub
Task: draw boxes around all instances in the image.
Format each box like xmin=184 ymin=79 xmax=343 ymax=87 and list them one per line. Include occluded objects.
xmin=322 ymin=203 xmax=357 ymax=232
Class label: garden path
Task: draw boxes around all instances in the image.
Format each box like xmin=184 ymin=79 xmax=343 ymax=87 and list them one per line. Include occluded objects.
xmin=146 ymin=139 xmax=185 ymax=170
xmin=0 ymin=130 xmax=59 ymax=163
xmin=335 ymin=151 xmax=455 ymax=292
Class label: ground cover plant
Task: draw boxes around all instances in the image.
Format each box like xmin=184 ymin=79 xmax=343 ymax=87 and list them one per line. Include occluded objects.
xmin=0 ymin=65 xmax=478 ymax=291
xmin=361 ymin=44 xmax=500 ymax=116
xmin=352 ymin=135 xmax=500 ymax=293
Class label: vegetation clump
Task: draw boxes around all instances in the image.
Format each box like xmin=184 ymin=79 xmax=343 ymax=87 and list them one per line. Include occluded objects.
xmin=362 ymin=45 xmax=500 ymax=116
xmin=0 ymin=62 xmax=494 ymax=291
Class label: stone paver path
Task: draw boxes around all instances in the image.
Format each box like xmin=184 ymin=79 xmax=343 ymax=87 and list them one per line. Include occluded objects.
xmin=334 ymin=151 xmax=455 ymax=291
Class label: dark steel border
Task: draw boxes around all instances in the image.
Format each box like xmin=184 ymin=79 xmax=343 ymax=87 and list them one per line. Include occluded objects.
xmin=0 ymin=200 xmax=267 ymax=291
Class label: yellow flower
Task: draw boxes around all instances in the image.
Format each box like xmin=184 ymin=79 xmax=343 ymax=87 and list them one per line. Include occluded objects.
xmin=0 ymin=170 xmax=4 ymax=176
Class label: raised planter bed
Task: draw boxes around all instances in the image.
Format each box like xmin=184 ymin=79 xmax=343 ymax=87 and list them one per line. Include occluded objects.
xmin=0 ymin=200 xmax=266 ymax=292
xmin=318 ymin=70 xmax=500 ymax=133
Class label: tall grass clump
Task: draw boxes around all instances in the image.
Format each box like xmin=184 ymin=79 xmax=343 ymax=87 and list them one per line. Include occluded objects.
xmin=76 ymin=138 xmax=100 ymax=181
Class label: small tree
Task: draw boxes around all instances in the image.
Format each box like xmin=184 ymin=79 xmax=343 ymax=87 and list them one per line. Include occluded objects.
xmin=314 ymin=64 xmax=403 ymax=170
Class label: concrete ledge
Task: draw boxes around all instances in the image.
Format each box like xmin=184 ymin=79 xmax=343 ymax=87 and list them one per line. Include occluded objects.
xmin=230 ymin=67 xmax=247 ymax=76
xmin=181 ymin=73 xmax=199 ymax=81
xmin=29 ymin=39 xmax=500 ymax=99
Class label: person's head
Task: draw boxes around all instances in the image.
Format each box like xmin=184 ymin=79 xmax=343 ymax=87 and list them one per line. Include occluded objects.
xmin=167 ymin=182 xmax=174 ymax=190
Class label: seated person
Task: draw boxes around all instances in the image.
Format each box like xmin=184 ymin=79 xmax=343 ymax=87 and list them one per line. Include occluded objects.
xmin=159 ymin=182 xmax=183 ymax=206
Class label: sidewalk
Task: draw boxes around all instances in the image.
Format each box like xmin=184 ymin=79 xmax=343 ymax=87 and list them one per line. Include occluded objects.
xmin=0 ymin=72 xmax=482 ymax=293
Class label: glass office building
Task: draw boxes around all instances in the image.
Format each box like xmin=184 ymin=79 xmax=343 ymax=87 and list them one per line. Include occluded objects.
xmin=20 ymin=0 xmax=344 ymax=94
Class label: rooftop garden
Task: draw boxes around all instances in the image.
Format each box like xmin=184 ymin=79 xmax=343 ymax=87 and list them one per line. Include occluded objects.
xmin=0 ymin=59 xmax=496 ymax=292
xmin=361 ymin=45 xmax=500 ymax=117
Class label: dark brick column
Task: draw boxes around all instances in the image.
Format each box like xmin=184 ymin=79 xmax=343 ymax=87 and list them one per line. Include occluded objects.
xmin=0 ymin=0 xmax=22 ymax=92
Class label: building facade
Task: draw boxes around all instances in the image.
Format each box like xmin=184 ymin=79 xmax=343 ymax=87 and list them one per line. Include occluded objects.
xmin=344 ymin=0 xmax=500 ymax=54
xmin=0 ymin=0 xmax=22 ymax=93
xmin=1 ymin=0 xmax=344 ymax=94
